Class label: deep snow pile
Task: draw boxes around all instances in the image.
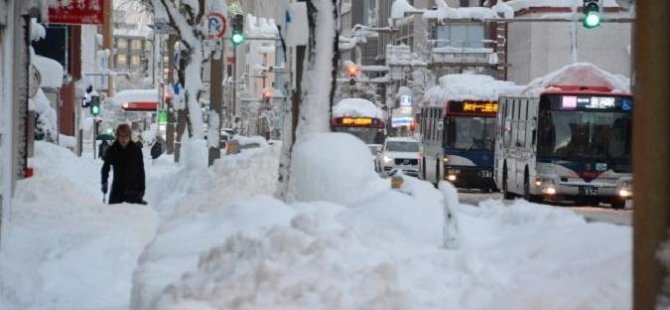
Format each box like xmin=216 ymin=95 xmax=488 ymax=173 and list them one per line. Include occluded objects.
xmin=132 ymin=134 xmax=631 ymax=310
xmin=0 ymin=142 xmax=158 ymax=310
xmin=288 ymin=133 xmax=387 ymax=206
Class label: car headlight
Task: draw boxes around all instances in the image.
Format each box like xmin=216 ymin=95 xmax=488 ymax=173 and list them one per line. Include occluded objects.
xmin=619 ymin=180 xmax=633 ymax=197
xmin=383 ymin=155 xmax=393 ymax=163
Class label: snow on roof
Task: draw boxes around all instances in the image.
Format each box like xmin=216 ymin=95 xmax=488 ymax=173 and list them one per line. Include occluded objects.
xmin=391 ymin=0 xmax=420 ymax=19
xmin=423 ymin=0 xmax=500 ymax=20
xmin=505 ymin=0 xmax=623 ymax=12
xmin=520 ymin=63 xmax=631 ymax=97
xmin=424 ymin=73 xmax=521 ymax=105
xmin=247 ymin=15 xmax=278 ymax=38
xmin=112 ymin=89 xmax=158 ymax=106
xmin=333 ymin=98 xmax=384 ymax=119
xmin=33 ymin=55 xmax=64 ymax=89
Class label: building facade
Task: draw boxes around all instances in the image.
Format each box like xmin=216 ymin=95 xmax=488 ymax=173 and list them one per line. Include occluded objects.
xmin=505 ymin=4 xmax=632 ymax=85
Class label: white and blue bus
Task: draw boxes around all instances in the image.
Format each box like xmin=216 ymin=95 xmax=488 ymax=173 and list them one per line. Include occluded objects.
xmin=494 ymin=85 xmax=633 ymax=208
xmin=419 ymin=74 xmax=517 ymax=190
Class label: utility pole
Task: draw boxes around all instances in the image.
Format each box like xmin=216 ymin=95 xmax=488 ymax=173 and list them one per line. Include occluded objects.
xmin=166 ymin=34 xmax=177 ymax=154
xmin=103 ymin=0 xmax=113 ymax=97
xmin=633 ymin=1 xmax=670 ymax=309
xmin=208 ymin=41 xmax=224 ymax=166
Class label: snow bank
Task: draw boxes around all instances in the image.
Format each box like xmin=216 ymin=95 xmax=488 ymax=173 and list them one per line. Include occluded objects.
xmin=0 ymin=142 xmax=158 ymax=310
xmin=424 ymin=73 xmax=521 ymax=106
xmin=133 ymin=172 xmax=631 ymax=309
xmin=33 ymin=54 xmax=64 ymax=89
xmin=521 ymin=62 xmax=631 ymax=97
xmin=288 ymin=133 xmax=388 ymax=206
xmin=332 ymin=98 xmax=384 ymax=119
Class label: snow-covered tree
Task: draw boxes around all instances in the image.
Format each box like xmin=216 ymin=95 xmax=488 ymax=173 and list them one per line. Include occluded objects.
xmin=409 ymin=67 xmax=436 ymax=107
xmin=135 ymin=0 xmax=227 ymax=140
xmin=277 ymin=0 xmax=340 ymax=200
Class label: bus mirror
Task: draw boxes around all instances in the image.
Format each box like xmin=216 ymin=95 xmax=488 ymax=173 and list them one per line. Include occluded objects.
xmin=532 ymin=130 xmax=537 ymax=146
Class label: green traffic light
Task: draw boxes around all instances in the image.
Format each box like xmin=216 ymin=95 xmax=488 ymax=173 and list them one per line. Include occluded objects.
xmin=583 ymin=12 xmax=601 ymax=28
xmin=231 ymin=31 xmax=245 ymax=46
xmin=91 ymin=105 xmax=100 ymax=116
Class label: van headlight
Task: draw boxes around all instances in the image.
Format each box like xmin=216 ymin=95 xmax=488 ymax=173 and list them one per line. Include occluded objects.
xmin=383 ymin=155 xmax=393 ymax=163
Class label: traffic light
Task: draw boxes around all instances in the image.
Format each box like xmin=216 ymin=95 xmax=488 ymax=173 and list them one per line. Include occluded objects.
xmin=345 ymin=62 xmax=360 ymax=86
xmin=262 ymin=89 xmax=272 ymax=103
xmin=583 ymin=0 xmax=601 ymax=29
xmin=90 ymin=95 xmax=101 ymax=116
xmin=231 ymin=14 xmax=245 ymax=46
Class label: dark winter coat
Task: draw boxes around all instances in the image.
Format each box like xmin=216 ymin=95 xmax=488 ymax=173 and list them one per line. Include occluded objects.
xmin=101 ymin=140 xmax=146 ymax=204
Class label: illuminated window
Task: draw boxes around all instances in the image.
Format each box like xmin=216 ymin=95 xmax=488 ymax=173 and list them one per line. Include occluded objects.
xmin=117 ymin=54 xmax=127 ymax=65
xmin=131 ymin=55 xmax=141 ymax=65
xmin=131 ymin=39 xmax=143 ymax=50
xmin=117 ymin=38 xmax=128 ymax=49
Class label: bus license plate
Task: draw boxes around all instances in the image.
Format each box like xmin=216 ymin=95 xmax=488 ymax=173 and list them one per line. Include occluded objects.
xmin=479 ymin=171 xmax=492 ymax=178
xmin=580 ymin=186 xmax=598 ymax=196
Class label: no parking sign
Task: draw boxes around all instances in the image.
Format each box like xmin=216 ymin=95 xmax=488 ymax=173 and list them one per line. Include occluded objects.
xmin=207 ymin=12 xmax=227 ymax=39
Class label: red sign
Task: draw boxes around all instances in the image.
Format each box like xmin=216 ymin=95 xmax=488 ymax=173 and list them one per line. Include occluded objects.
xmin=206 ymin=12 xmax=227 ymax=39
xmin=122 ymin=102 xmax=158 ymax=111
xmin=48 ymin=0 xmax=105 ymax=25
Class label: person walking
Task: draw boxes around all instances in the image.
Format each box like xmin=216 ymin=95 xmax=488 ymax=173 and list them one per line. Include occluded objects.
xmin=101 ymin=124 xmax=146 ymax=204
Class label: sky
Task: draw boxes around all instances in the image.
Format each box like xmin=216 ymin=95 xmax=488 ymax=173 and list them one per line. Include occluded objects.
xmin=0 ymin=136 xmax=632 ymax=310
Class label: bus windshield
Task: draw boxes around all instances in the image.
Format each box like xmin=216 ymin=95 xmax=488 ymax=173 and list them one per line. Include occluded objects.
xmin=537 ymin=109 xmax=632 ymax=160
xmin=444 ymin=116 xmax=496 ymax=151
xmin=333 ymin=127 xmax=385 ymax=145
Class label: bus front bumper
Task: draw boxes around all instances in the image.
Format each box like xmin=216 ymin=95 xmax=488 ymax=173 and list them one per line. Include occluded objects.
xmin=443 ymin=167 xmax=496 ymax=190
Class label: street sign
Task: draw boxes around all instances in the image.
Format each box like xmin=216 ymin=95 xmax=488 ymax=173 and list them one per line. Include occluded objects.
xmin=48 ymin=0 xmax=105 ymax=25
xmin=155 ymin=17 xmax=168 ymax=34
xmin=207 ymin=12 xmax=227 ymax=39
xmin=400 ymin=95 xmax=412 ymax=107
xmin=28 ymin=64 xmax=41 ymax=98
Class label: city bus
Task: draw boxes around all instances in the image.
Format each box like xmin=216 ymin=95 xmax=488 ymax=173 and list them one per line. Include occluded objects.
xmin=331 ymin=98 xmax=386 ymax=154
xmin=494 ymin=85 xmax=633 ymax=209
xmin=420 ymin=100 xmax=499 ymax=190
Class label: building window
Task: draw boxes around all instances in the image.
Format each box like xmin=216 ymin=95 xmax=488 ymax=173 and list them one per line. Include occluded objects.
xmin=131 ymin=55 xmax=141 ymax=66
xmin=131 ymin=39 xmax=143 ymax=50
xmin=117 ymin=38 xmax=128 ymax=49
xmin=117 ymin=54 xmax=127 ymax=66
xmin=435 ymin=24 xmax=484 ymax=48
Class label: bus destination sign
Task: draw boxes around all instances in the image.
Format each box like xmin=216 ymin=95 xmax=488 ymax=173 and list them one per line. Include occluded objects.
xmin=449 ymin=101 xmax=498 ymax=114
xmin=558 ymin=95 xmax=631 ymax=111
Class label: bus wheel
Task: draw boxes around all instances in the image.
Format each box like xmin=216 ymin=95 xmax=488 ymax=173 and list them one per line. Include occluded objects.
xmin=503 ymin=167 xmax=514 ymax=200
xmin=523 ymin=175 xmax=537 ymax=203
xmin=611 ymin=198 xmax=626 ymax=210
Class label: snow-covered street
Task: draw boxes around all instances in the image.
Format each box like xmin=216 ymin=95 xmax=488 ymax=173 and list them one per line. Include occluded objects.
xmin=0 ymin=137 xmax=631 ymax=309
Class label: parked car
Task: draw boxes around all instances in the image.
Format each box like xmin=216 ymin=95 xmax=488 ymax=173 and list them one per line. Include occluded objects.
xmin=375 ymin=137 xmax=420 ymax=177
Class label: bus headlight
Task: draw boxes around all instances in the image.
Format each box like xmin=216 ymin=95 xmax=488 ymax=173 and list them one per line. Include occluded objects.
xmin=447 ymin=174 xmax=457 ymax=182
xmin=442 ymin=157 xmax=449 ymax=163
xmin=536 ymin=178 xmax=557 ymax=195
xmin=383 ymin=155 xmax=393 ymax=163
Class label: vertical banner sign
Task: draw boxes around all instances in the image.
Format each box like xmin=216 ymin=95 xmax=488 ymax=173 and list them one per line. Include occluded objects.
xmin=48 ymin=0 xmax=106 ymax=25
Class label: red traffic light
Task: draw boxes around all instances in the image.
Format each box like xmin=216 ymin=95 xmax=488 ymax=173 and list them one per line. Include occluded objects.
xmin=262 ymin=89 xmax=272 ymax=102
xmin=345 ymin=64 xmax=360 ymax=78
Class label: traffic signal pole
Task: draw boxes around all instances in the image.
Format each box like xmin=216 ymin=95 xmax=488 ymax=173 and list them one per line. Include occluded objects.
xmin=633 ymin=1 xmax=670 ymax=309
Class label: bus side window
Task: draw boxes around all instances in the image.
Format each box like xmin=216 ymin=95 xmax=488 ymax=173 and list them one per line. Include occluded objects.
xmin=503 ymin=98 xmax=513 ymax=148
xmin=517 ymin=99 xmax=527 ymax=147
